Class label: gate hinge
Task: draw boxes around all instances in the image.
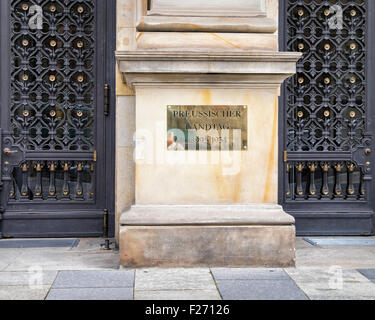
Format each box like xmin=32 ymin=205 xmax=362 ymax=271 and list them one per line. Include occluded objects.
xmin=93 ymin=150 xmax=97 ymax=162
xmin=104 ymin=84 xmax=110 ymax=116
xmin=283 ymin=151 xmax=288 ymax=163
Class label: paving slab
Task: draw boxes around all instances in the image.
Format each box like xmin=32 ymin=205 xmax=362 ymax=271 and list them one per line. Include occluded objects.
xmin=309 ymin=296 xmax=375 ymax=300
xmin=357 ymin=269 xmax=375 ymax=280
xmin=72 ymin=238 xmax=117 ymax=252
xmin=0 ymin=239 xmax=79 ymax=249
xmin=296 ymin=237 xmax=315 ymax=249
xmin=135 ymin=290 xmax=221 ymax=300
xmin=0 ymin=285 xmax=50 ymax=300
xmin=52 ymin=270 xmax=134 ymax=288
xmin=46 ymin=287 xmax=133 ymax=300
xmin=296 ymin=245 xmax=375 ymax=269
xmin=216 ymin=279 xmax=308 ymax=300
xmin=135 ymin=268 xmax=217 ymax=291
xmin=286 ymin=268 xmax=371 ymax=284
xmin=3 ymin=251 xmax=119 ymax=271
xmin=304 ymin=238 xmax=375 ymax=246
xmin=286 ymin=268 xmax=375 ymax=299
xmin=211 ymin=268 xmax=290 ymax=280
xmin=0 ymin=251 xmax=24 ymax=271
xmin=0 ymin=271 xmax=57 ymax=286
xmin=291 ymin=281 xmax=375 ymax=299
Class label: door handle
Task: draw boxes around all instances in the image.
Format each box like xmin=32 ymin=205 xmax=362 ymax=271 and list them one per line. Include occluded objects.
xmin=3 ymin=148 xmax=18 ymax=156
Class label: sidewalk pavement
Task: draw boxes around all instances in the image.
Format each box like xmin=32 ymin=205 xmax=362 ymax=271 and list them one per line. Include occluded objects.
xmin=1 ymin=237 xmax=375 ymax=300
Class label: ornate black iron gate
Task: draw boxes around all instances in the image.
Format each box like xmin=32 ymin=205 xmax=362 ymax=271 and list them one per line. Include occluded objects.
xmin=0 ymin=0 xmax=116 ymax=237
xmin=279 ymin=0 xmax=375 ymax=235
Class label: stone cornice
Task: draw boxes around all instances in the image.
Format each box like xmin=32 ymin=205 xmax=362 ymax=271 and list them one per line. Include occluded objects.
xmin=137 ymin=16 xmax=277 ymax=33
xmin=147 ymin=0 xmax=267 ymax=17
xmin=116 ymin=51 xmax=302 ymax=88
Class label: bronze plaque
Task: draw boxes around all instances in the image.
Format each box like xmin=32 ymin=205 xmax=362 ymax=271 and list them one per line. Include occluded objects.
xmin=167 ymin=105 xmax=248 ymax=151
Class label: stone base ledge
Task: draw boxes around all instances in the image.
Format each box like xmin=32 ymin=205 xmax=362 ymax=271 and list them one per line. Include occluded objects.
xmin=119 ymin=205 xmax=296 ymax=268
xmin=120 ymin=204 xmax=295 ymax=226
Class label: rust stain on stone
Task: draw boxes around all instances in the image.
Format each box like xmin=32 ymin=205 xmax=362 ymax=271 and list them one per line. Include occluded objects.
xmin=263 ymin=99 xmax=278 ymax=203
xmin=136 ymin=32 xmax=143 ymax=41
xmin=210 ymin=33 xmax=242 ymax=50
xmin=213 ymin=150 xmax=241 ymax=203
xmin=202 ymin=89 xmax=212 ymax=105
xmin=122 ymin=38 xmax=130 ymax=46
xmin=215 ymin=168 xmax=241 ymax=203
xmin=185 ymin=24 xmax=206 ymax=31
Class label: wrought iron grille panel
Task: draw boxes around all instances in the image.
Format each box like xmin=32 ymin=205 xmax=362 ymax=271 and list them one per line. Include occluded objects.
xmin=285 ymin=160 xmax=366 ymax=201
xmin=7 ymin=0 xmax=97 ymax=202
xmin=9 ymin=160 xmax=95 ymax=201
xmin=285 ymin=0 xmax=367 ymax=153
xmin=10 ymin=0 xmax=95 ymax=152
xmin=283 ymin=0 xmax=371 ymax=202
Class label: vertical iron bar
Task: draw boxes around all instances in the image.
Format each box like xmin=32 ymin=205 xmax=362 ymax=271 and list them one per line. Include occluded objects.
xmin=295 ymin=162 xmax=305 ymax=200
xmin=61 ymin=162 xmax=71 ymax=201
xmin=74 ymin=162 xmax=84 ymax=200
xmin=286 ymin=163 xmax=292 ymax=199
xmin=33 ymin=161 xmax=43 ymax=200
xmin=346 ymin=163 xmax=356 ymax=200
xmin=20 ymin=162 xmax=29 ymax=201
xmin=308 ymin=162 xmax=318 ymax=200
xmin=321 ymin=162 xmax=331 ymax=199
xmin=334 ymin=162 xmax=344 ymax=200
xmin=48 ymin=161 xmax=57 ymax=200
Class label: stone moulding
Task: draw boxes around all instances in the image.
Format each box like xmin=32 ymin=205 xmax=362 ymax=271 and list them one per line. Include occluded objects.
xmin=120 ymin=204 xmax=295 ymax=226
xmin=135 ymin=33 xmax=278 ymax=52
xmin=147 ymin=0 xmax=267 ymax=17
xmin=115 ymin=51 xmax=303 ymax=89
xmin=137 ymin=16 xmax=277 ymax=33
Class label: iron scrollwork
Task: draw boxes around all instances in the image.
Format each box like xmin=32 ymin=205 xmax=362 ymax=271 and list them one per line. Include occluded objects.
xmin=8 ymin=0 xmax=96 ymax=202
xmin=10 ymin=0 xmax=95 ymax=152
xmin=284 ymin=0 xmax=370 ymax=201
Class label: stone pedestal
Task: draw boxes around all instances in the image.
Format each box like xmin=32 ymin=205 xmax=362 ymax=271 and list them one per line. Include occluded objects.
xmin=116 ymin=0 xmax=301 ymax=268
xmin=120 ymin=205 xmax=295 ymax=267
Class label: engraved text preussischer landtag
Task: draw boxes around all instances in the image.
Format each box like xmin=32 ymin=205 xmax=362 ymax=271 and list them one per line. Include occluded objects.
xmin=167 ymin=105 xmax=248 ymax=151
